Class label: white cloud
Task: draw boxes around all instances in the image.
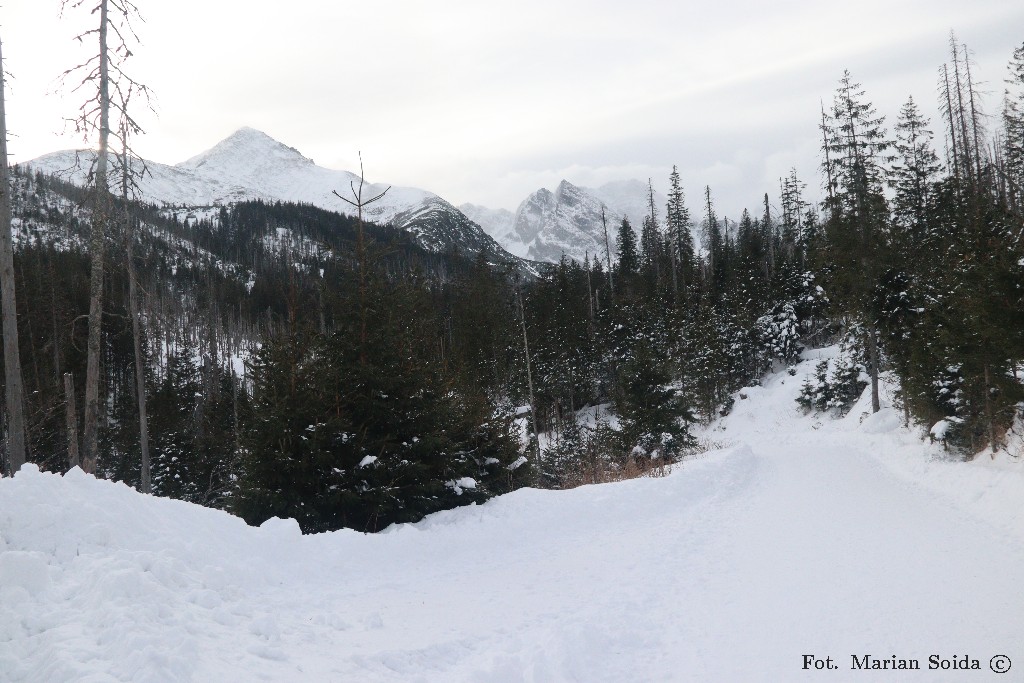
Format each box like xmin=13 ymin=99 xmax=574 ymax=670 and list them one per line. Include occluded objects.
xmin=2 ymin=0 xmax=1022 ymax=215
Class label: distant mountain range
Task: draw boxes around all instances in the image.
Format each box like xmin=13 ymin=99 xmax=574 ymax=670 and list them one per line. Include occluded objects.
xmin=463 ymin=180 xmax=666 ymax=264
xmin=24 ymin=127 xmax=682 ymax=267
xmin=24 ymin=127 xmax=525 ymax=270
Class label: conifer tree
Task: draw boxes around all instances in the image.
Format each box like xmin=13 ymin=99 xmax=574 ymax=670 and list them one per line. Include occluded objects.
xmin=820 ymin=70 xmax=891 ymax=412
xmin=889 ymin=96 xmax=942 ymax=234
xmin=1003 ymin=41 xmax=1024 ymax=212
xmin=702 ymin=186 xmax=724 ymax=294
xmin=779 ymin=169 xmax=808 ymax=266
xmin=236 ymin=278 xmax=525 ymax=532
xmin=616 ymin=217 xmax=639 ymax=279
xmin=665 ymin=166 xmax=694 ymax=300
xmin=638 ymin=179 xmax=662 ymax=286
xmin=614 ymin=341 xmax=695 ymax=460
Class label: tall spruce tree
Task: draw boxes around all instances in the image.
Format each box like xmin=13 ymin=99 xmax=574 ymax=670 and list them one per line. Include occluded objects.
xmin=779 ymin=169 xmax=808 ymax=266
xmin=616 ymin=217 xmax=639 ymax=279
xmin=666 ymin=166 xmax=694 ymax=301
xmin=1003 ymin=41 xmax=1024 ymax=212
xmin=820 ymin=70 xmax=892 ymax=412
xmin=889 ymin=96 xmax=942 ymax=234
xmin=702 ymin=186 xmax=724 ymax=294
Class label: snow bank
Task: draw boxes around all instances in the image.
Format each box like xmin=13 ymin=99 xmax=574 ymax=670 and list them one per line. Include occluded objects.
xmin=0 ymin=465 xmax=330 ymax=681
xmin=3 ymin=350 xmax=1024 ymax=681
xmin=0 ymin=447 xmax=761 ymax=682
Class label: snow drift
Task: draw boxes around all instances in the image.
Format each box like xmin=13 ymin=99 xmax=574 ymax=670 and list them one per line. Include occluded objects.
xmin=2 ymin=351 xmax=1024 ymax=681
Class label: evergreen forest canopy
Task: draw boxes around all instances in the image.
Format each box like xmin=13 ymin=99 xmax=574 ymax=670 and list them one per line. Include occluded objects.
xmin=0 ymin=33 xmax=1022 ymax=534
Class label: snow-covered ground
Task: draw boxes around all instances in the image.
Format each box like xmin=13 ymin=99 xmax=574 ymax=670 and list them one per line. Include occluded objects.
xmin=2 ymin=350 xmax=1023 ymax=681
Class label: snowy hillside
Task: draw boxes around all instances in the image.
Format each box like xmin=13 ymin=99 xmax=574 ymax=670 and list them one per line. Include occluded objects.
xmin=458 ymin=203 xmax=517 ymax=253
xmin=23 ymin=128 xmax=520 ymax=268
xmin=2 ymin=351 xmax=1023 ymax=681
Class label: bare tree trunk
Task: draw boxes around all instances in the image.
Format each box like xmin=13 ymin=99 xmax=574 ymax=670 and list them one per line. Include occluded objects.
xmin=942 ymin=65 xmax=963 ymax=188
xmin=763 ymin=193 xmax=775 ymax=280
xmin=515 ymin=283 xmax=541 ymax=486
xmin=231 ymin=365 xmax=240 ymax=456
xmin=601 ymin=207 xmax=614 ymax=301
xmin=951 ymin=40 xmax=975 ymax=188
xmin=821 ymin=103 xmax=836 ymax=206
xmin=669 ymin=228 xmax=679 ymax=305
xmin=82 ymin=0 xmax=111 ymax=475
xmin=0 ymin=35 xmax=27 ymax=475
xmin=112 ymin=113 xmax=152 ymax=491
xmin=585 ymin=253 xmax=595 ymax=324
xmin=984 ymin=363 xmax=997 ymax=456
xmin=866 ymin=323 xmax=881 ymax=413
xmin=50 ymin=267 xmax=62 ymax=384
xmin=126 ymin=217 xmax=151 ymax=491
xmin=64 ymin=373 xmax=80 ymax=470
xmin=963 ymin=45 xmax=984 ymax=184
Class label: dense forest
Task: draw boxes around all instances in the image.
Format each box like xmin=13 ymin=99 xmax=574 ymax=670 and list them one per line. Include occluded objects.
xmin=0 ymin=35 xmax=1022 ymax=535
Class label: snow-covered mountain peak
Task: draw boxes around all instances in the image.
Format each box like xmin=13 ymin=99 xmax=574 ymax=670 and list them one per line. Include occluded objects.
xmin=23 ymin=129 xmax=527 ymax=270
xmin=504 ymin=180 xmax=615 ymax=263
xmin=178 ymin=127 xmax=316 ymax=182
xmin=476 ymin=178 xmax=690 ymax=265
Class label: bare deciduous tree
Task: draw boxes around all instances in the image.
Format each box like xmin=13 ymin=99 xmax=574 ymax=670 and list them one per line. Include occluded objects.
xmin=60 ymin=0 xmax=150 ymax=475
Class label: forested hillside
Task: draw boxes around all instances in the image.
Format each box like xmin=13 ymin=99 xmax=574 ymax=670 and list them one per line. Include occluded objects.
xmin=1 ymin=35 xmax=1022 ymax=536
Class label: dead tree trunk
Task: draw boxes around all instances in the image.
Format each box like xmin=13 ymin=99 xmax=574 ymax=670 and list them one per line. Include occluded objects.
xmin=122 ymin=155 xmax=151 ymax=492
xmin=866 ymin=323 xmax=881 ymax=413
xmin=515 ymin=282 xmax=541 ymax=486
xmin=81 ymin=0 xmax=111 ymax=475
xmin=601 ymin=207 xmax=614 ymax=301
xmin=984 ymin=363 xmax=997 ymax=456
xmin=0 ymin=35 xmax=27 ymax=475
xmin=64 ymin=373 xmax=80 ymax=470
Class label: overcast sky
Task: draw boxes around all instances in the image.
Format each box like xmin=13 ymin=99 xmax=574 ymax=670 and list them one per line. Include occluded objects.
xmin=3 ymin=0 xmax=1023 ymax=216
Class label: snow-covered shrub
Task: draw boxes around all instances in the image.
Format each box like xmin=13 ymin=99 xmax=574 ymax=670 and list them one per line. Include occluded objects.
xmin=756 ymin=302 xmax=803 ymax=367
xmin=928 ymin=416 xmax=965 ymax=450
xmin=796 ymin=354 xmax=867 ymax=416
xmin=797 ymin=360 xmax=832 ymax=413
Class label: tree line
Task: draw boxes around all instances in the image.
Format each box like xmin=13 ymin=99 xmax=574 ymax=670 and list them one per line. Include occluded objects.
xmin=0 ymin=26 xmax=1021 ymax=534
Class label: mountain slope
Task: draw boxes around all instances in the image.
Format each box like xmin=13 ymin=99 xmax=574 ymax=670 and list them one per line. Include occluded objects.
xmin=23 ymin=128 xmax=524 ymax=269
xmin=458 ymin=203 xmax=518 ymax=256
xmin=3 ymin=352 xmax=1022 ymax=681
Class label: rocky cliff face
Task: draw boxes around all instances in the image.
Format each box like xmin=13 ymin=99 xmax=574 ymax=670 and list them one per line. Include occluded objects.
xmin=509 ymin=181 xmax=614 ymax=264
xmin=466 ymin=179 xmax=669 ymax=265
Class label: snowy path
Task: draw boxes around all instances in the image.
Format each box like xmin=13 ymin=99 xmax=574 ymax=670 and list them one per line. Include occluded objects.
xmin=3 ymin=356 xmax=1024 ymax=681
